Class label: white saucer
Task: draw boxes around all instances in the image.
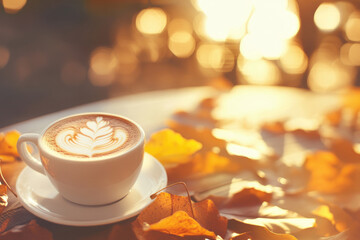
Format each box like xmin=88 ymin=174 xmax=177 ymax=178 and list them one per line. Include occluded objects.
xmin=16 ymin=153 xmax=167 ymax=226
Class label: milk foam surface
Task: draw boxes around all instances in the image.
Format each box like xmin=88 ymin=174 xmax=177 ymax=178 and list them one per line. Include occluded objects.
xmin=42 ymin=115 xmax=140 ymax=158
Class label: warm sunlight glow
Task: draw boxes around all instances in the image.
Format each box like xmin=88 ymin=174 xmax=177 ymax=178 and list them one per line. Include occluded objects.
xmin=226 ymin=143 xmax=262 ymax=160
xmin=314 ymin=3 xmax=341 ymax=32
xmin=280 ymin=44 xmax=308 ymax=74
xmin=193 ymin=0 xmax=252 ymax=41
xmin=3 ymin=0 xmax=27 ymax=14
xmin=0 ymin=47 xmax=10 ymax=69
xmin=168 ymin=32 xmax=195 ymax=58
xmin=238 ymin=59 xmax=281 ymax=85
xmin=136 ymin=8 xmax=167 ymax=35
xmin=345 ymin=11 xmax=360 ymax=42
xmin=196 ymin=44 xmax=234 ymax=72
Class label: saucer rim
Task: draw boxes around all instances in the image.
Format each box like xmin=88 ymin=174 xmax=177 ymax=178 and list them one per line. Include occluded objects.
xmin=16 ymin=153 xmax=167 ymax=226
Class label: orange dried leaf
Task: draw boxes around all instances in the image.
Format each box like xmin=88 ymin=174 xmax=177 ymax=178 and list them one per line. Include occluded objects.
xmin=132 ymin=192 xmax=227 ymax=239
xmin=0 ymin=184 xmax=7 ymax=214
xmin=228 ymin=219 xmax=298 ymax=240
xmin=167 ymin=121 xmax=227 ymax=151
xmin=0 ymin=131 xmax=20 ymax=157
xmin=166 ymin=151 xmax=242 ymax=181
xmin=305 ymin=151 xmax=360 ymax=194
xmin=0 ymin=155 xmax=16 ymax=163
xmin=146 ymin=211 xmax=216 ymax=238
xmin=145 ymin=129 xmax=202 ymax=165
xmin=209 ymin=188 xmax=272 ymax=209
xmin=0 ymin=220 xmax=53 ymax=240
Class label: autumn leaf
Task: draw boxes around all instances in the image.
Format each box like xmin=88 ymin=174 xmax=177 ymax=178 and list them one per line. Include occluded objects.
xmin=166 ymin=151 xmax=243 ymax=181
xmin=0 ymin=131 xmax=20 ymax=162
xmin=145 ymin=211 xmax=217 ymax=238
xmin=262 ymin=120 xmax=320 ymax=139
xmin=228 ymin=219 xmax=298 ymax=240
xmin=305 ymin=151 xmax=360 ymax=194
xmin=0 ymin=184 xmax=7 ymax=212
xmin=167 ymin=120 xmax=227 ymax=151
xmin=145 ymin=129 xmax=202 ymax=166
xmin=132 ymin=192 xmax=227 ymax=239
xmin=0 ymin=220 xmax=53 ymax=240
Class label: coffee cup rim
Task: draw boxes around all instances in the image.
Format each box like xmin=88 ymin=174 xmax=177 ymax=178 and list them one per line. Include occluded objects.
xmin=38 ymin=112 xmax=145 ymax=162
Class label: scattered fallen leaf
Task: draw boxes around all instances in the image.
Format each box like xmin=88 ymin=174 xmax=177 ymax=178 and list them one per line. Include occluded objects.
xmin=228 ymin=219 xmax=297 ymax=240
xmin=0 ymin=184 xmax=8 ymax=214
xmin=305 ymin=151 xmax=360 ymax=194
xmin=0 ymin=220 xmax=53 ymax=240
xmin=167 ymin=121 xmax=227 ymax=151
xmin=145 ymin=211 xmax=216 ymax=238
xmin=262 ymin=121 xmax=320 ymax=139
xmin=166 ymin=151 xmax=243 ymax=181
xmin=132 ymin=192 xmax=227 ymax=239
xmin=145 ymin=129 xmax=202 ymax=166
xmin=0 ymin=131 xmax=20 ymax=162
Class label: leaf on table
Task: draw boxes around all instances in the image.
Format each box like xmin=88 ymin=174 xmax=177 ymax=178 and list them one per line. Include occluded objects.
xmin=0 ymin=184 xmax=8 ymax=214
xmin=132 ymin=192 xmax=227 ymax=240
xmin=262 ymin=120 xmax=320 ymax=139
xmin=208 ymin=187 xmax=272 ymax=209
xmin=305 ymin=151 xmax=360 ymax=194
xmin=166 ymin=151 xmax=243 ymax=181
xmin=0 ymin=220 xmax=53 ymax=240
xmin=145 ymin=129 xmax=202 ymax=166
xmin=204 ymin=184 xmax=315 ymax=235
xmin=167 ymin=121 xmax=227 ymax=151
xmin=320 ymin=224 xmax=360 ymax=240
xmin=312 ymin=204 xmax=355 ymax=233
xmin=145 ymin=211 xmax=216 ymax=238
xmin=0 ymin=131 xmax=21 ymax=162
xmin=228 ymin=219 xmax=298 ymax=240
xmin=326 ymin=137 xmax=360 ymax=163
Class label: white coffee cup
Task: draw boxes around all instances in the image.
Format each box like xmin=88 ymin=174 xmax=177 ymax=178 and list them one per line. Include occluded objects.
xmin=17 ymin=113 xmax=145 ymax=205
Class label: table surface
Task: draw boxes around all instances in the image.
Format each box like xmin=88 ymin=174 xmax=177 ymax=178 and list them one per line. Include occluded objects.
xmin=0 ymin=85 xmax=344 ymax=238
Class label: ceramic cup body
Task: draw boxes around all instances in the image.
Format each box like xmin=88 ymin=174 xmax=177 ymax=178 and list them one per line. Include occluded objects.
xmin=17 ymin=113 xmax=145 ymax=206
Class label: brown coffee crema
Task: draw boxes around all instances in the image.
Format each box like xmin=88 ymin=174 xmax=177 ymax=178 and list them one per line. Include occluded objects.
xmin=42 ymin=114 xmax=141 ymax=158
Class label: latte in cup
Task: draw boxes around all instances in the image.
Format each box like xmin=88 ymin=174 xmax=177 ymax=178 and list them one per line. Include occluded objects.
xmin=17 ymin=112 xmax=145 ymax=205
xmin=42 ymin=114 xmax=141 ymax=159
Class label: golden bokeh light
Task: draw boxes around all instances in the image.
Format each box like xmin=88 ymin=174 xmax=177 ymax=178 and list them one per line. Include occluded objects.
xmin=344 ymin=11 xmax=360 ymax=42
xmin=280 ymin=43 xmax=308 ymax=74
xmin=135 ymin=8 xmax=167 ymax=35
xmin=240 ymin=33 xmax=286 ymax=60
xmin=193 ymin=0 xmax=252 ymax=41
xmin=0 ymin=47 xmax=10 ymax=69
xmin=314 ymin=3 xmax=341 ymax=32
xmin=3 ymin=0 xmax=27 ymax=14
xmin=238 ymin=59 xmax=281 ymax=85
xmin=340 ymin=43 xmax=360 ymax=66
xmin=196 ymin=43 xmax=234 ymax=72
xmin=168 ymin=31 xmax=196 ymax=58
xmin=168 ymin=18 xmax=193 ymax=36
xmin=113 ymin=46 xmax=139 ymax=75
xmin=308 ymin=61 xmax=355 ymax=93
xmin=89 ymin=47 xmax=118 ymax=86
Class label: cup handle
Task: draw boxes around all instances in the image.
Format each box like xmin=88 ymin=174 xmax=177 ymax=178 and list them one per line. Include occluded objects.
xmin=17 ymin=133 xmax=45 ymax=175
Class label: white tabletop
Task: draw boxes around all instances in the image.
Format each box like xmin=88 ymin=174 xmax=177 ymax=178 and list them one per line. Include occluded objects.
xmin=1 ymin=87 xmax=216 ymax=136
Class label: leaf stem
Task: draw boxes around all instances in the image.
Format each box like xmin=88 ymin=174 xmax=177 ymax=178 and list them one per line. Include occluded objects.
xmin=150 ymin=181 xmax=195 ymax=219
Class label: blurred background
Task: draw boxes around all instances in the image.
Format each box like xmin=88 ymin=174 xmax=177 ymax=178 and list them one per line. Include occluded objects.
xmin=1 ymin=0 xmax=360 ymax=127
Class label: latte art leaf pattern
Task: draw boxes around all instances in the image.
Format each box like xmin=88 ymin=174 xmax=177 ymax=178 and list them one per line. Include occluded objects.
xmin=55 ymin=117 xmax=127 ymax=157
